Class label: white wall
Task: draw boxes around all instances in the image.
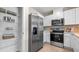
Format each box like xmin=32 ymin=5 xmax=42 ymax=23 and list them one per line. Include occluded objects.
xmin=0 ymin=7 xmax=18 ymax=52
xmin=17 ymin=7 xmax=23 ymax=52
xmin=53 ymin=8 xmax=64 ymax=19
xmin=21 ymin=7 xmax=29 ymax=52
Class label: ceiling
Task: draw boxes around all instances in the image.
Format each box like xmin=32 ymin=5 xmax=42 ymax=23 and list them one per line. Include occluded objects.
xmin=32 ymin=7 xmax=76 ymax=16
xmin=32 ymin=7 xmax=63 ymax=16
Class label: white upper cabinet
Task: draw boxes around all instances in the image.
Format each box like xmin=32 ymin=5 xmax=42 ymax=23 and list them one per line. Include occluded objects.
xmin=64 ymin=9 xmax=76 ymax=25
xmin=43 ymin=15 xmax=53 ymax=26
xmin=76 ymin=8 xmax=79 ymax=24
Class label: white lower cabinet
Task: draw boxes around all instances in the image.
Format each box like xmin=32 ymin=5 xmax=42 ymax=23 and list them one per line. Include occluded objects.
xmin=64 ymin=33 xmax=79 ymax=52
xmin=76 ymin=41 xmax=79 ymax=52
xmin=43 ymin=30 xmax=50 ymax=43
xmin=64 ymin=36 xmax=71 ymax=48
xmin=64 ymin=33 xmax=71 ymax=48
xmin=71 ymin=36 xmax=79 ymax=52
xmin=70 ymin=37 xmax=76 ymax=51
xmin=70 ymin=38 xmax=74 ymax=49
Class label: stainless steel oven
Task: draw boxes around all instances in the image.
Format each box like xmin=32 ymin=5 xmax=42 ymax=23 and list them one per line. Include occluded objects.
xmin=50 ymin=31 xmax=64 ymax=48
xmin=50 ymin=18 xmax=64 ymax=48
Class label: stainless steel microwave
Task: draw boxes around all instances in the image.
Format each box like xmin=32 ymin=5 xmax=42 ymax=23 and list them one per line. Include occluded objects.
xmin=51 ymin=18 xmax=64 ymax=26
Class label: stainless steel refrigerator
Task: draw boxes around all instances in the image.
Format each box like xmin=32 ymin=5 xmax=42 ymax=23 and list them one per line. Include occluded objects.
xmin=29 ymin=14 xmax=43 ymax=52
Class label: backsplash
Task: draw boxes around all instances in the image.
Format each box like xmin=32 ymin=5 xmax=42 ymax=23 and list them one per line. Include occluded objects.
xmin=44 ymin=25 xmax=79 ymax=34
xmin=44 ymin=26 xmax=53 ymax=32
xmin=73 ymin=25 xmax=79 ymax=34
xmin=64 ymin=25 xmax=73 ymax=32
xmin=64 ymin=25 xmax=79 ymax=34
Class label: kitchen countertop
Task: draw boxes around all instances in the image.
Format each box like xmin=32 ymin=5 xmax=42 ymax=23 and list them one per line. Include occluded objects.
xmin=64 ymin=32 xmax=79 ymax=39
xmin=73 ymin=33 xmax=79 ymax=38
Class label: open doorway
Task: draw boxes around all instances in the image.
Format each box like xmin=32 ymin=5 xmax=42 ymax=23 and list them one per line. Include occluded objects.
xmin=28 ymin=7 xmax=79 ymax=52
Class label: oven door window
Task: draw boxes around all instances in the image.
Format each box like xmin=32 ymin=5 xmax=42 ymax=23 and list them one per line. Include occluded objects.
xmin=33 ymin=27 xmax=37 ymax=35
xmin=50 ymin=34 xmax=63 ymax=43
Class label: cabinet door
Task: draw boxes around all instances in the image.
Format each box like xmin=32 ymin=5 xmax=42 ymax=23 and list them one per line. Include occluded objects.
xmin=64 ymin=9 xmax=76 ymax=25
xmin=43 ymin=31 xmax=50 ymax=43
xmin=70 ymin=37 xmax=74 ymax=49
xmin=73 ymin=36 xmax=79 ymax=52
xmin=43 ymin=16 xmax=51 ymax=26
xmin=76 ymin=40 xmax=79 ymax=52
xmin=70 ymin=35 xmax=79 ymax=52
xmin=76 ymin=8 xmax=79 ymax=24
xmin=64 ymin=36 xmax=71 ymax=48
xmin=64 ymin=11 xmax=70 ymax=25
